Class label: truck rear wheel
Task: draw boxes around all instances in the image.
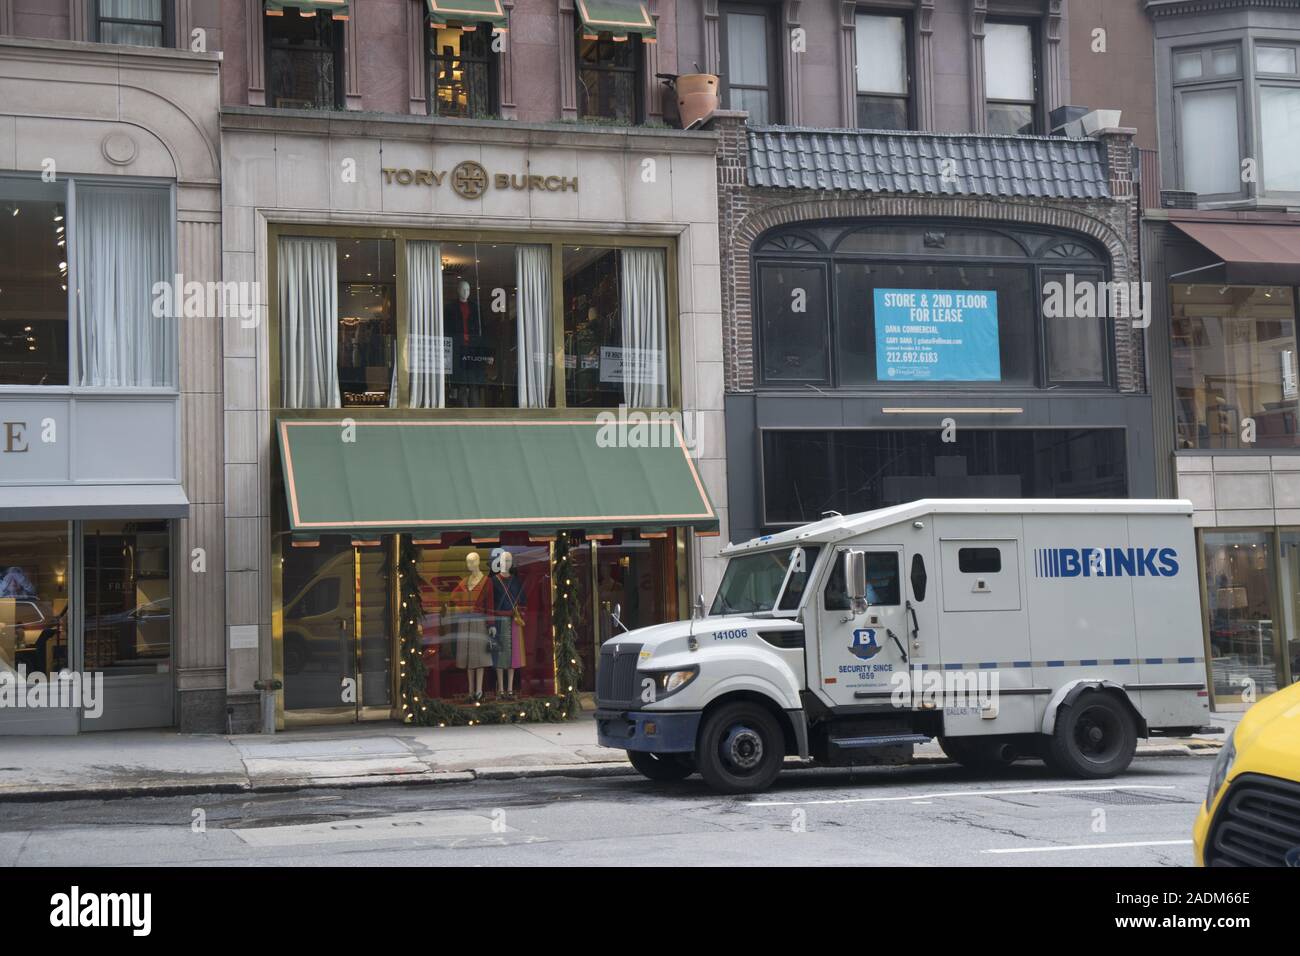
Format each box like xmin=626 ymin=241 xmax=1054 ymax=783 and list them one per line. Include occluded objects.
xmin=696 ymin=703 xmax=784 ymax=794
xmin=1045 ymin=690 xmax=1136 ymax=778
xmin=938 ymin=735 xmax=1018 ymax=773
xmin=627 ymin=750 xmax=694 ymax=782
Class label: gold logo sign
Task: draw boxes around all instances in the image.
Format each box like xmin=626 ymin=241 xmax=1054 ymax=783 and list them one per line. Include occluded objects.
xmin=382 ymin=166 xmax=579 ymax=196
xmin=451 ymin=160 xmax=489 ymax=199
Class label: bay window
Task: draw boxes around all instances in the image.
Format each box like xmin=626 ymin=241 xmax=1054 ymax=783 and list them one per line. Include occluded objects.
xmin=855 ymin=12 xmax=911 ymax=131
xmin=275 ymin=229 xmax=673 ymax=410
xmin=1173 ymin=45 xmax=1244 ymax=199
xmin=1172 ymin=284 xmax=1299 ymax=449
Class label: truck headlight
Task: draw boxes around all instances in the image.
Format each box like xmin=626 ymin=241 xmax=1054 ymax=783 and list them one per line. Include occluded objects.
xmin=1205 ymin=734 xmax=1236 ymax=809
xmin=642 ymin=667 xmax=699 ymax=700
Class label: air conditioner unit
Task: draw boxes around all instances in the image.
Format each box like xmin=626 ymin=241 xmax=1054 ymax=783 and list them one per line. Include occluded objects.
xmin=1160 ymin=190 xmax=1198 ymax=209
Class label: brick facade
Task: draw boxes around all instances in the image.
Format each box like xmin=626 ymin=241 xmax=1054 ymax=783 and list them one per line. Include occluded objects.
xmin=713 ymin=113 xmax=1146 ymax=396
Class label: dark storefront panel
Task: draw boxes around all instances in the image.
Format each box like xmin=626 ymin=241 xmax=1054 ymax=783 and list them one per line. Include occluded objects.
xmin=761 ymin=428 xmax=1128 ymax=526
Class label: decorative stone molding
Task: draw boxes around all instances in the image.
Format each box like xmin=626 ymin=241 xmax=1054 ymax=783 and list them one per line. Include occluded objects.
xmin=642 ymin=0 xmax=661 ymax=121
xmin=246 ymin=0 xmax=265 ymax=106
xmin=101 ymin=130 xmax=138 ymax=165
xmin=837 ymin=0 xmax=856 ymax=128
xmin=0 ymin=0 xmax=11 ymax=36
xmin=702 ymin=0 xmax=720 ymax=76
xmin=499 ymin=0 xmax=517 ymax=119
xmin=174 ymin=0 xmax=192 ymax=50
xmin=969 ymin=0 xmax=988 ymax=134
xmin=69 ymin=0 xmax=90 ymax=42
xmin=781 ymin=0 xmax=801 ymax=125
xmin=1043 ymin=0 xmax=1063 ymax=115
xmin=344 ymin=10 xmax=360 ymax=109
xmin=915 ymin=0 xmax=936 ymax=130
xmin=407 ymin=0 xmax=426 ymax=114
xmin=558 ymin=0 xmax=577 ymax=120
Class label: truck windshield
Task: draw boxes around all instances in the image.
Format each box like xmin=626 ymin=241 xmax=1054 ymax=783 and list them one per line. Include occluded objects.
xmin=710 ymin=547 xmax=818 ymax=615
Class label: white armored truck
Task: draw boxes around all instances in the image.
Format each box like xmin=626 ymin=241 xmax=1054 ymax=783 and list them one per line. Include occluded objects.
xmin=595 ymin=499 xmax=1212 ymax=793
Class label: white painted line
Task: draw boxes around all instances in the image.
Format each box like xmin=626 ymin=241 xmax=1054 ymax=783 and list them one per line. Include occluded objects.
xmin=749 ymin=784 xmax=1178 ymax=807
xmin=984 ymin=839 xmax=1193 ymax=855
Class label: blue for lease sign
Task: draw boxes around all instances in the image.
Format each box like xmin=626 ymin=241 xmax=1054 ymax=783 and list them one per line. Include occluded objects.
xmin=874 ymin=289 xmax=1001 ymax=382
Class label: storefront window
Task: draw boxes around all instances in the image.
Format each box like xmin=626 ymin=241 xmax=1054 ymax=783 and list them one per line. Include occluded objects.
xmin=442 ymin=242 xmax=525 ymax=408
xmin=416 ymin=539 xmax=553 ymax=702
xmin=1172 ymin=284 xmax=1299 ymax=449
xmin=1204 ymin=531 xmax=1282 ymax=705
xmin=0 ymin=523 xmax=70 ymax=680
xmin=0 ymin=178 xmax=68 ymax=386
xmin=82 ymin=520 xmax=171 ymax=675
xmin=762 ymin=428 xmax=1127 ymax=525
xmin=338 ymin=238 xmax=397 ymax=407
xmin=563 ymin=246 xmax=668 ymax=407
xmin=832 ymin=261 xmax=1035 ymax=387
xmin=1274 ymin=532 xmax=1300 ymax=687
xmin=759 ymin=262 xmax=829 ymax=383
xmin=429 ymin=24 xmax=496 ymax=118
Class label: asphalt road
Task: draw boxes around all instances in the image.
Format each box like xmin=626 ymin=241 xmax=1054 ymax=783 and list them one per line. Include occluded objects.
xmin=0 ymin=755 xmax=1213 ymax=867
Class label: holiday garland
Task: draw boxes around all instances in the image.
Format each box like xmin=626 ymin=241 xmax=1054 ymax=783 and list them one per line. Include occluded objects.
xmin=397 ymin=533 xmax=584 ymax=727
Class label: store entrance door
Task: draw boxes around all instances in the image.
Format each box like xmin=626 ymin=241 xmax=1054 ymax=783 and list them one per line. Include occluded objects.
xmin=280 ymin=536 xmax=393 ymax=724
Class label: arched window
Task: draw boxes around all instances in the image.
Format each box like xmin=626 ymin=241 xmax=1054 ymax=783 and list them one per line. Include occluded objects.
xmin=752 ymin=220 xmax=1112 ymax=389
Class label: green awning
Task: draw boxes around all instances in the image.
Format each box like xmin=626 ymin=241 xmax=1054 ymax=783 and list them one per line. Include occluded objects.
xmin=278 ymin=419 xmax=716 ymax=534
xmin=265 ymin=0 xmax=349 ymax=19
xmin=425 ymin=0 xmax=507 ymax=28
xmin=576 ymin=0 xmax=655 ymax=40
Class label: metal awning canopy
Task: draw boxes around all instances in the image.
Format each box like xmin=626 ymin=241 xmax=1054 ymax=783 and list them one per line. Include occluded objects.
xmin=575 ymin=0 xmax=656 ymax=40
xmin=277 ymin=419 xmax=716 ymax=535
xmin=1171 ymin=221 xmax=1300 ymax=285
xmin=264 ymin=0 xmax=350 ymax=19
xmin=425 ymin=0 xmax=507 ymax=28
xmin=0 ymin=484 xmax=189 ymax=522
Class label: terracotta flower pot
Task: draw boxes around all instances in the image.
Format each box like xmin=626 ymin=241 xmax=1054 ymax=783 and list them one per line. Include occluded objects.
xmin=676 ymin=73 xmax=718 ymax=97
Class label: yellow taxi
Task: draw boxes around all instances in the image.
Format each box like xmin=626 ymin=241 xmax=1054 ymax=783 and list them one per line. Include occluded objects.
xmin=1194 ymin=680 xmax=1300 ymax=866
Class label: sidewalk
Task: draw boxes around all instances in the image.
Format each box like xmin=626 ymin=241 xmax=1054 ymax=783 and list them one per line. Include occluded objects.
xmin=0 ymin=711 xmax=1236 ymax=802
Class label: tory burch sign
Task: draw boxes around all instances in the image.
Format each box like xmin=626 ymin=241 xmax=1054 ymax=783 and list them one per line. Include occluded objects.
xmin=382 ymin=161 xmax=579 ymax=199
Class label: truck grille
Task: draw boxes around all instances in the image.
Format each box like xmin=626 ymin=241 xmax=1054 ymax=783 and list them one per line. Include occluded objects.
xmin=1206 ymin=773 xmax=1300 ymax=867
xmin=596 ymin=642 xmax=642 ymax=709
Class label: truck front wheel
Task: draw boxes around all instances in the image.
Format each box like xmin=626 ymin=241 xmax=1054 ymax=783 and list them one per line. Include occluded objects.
xmin=627 ymin=750 xmax=694 ymax=782
xmin=696 ymin=703 xmax=784 ymax=794
xmin=1045 ymin=690 xmax=1137 ymax=778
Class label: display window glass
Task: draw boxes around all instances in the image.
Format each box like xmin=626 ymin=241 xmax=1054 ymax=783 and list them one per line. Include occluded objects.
xmin=0 ymin=522 xmax=71 ymax=680
xmin=82 ymin=520 xmax=172 ymax=675
xmin=1172 ymin=284 xmax=1299 ymax=449
xmin=0 ymin=178 xmax=68 ymax=387
xmin=1203 ymin=531 xmax=1283 ymax=705
xmin=416 ymin=540 xmax=554 ymax=702
xmin=339 ymin=238 xmax=397 ymax=407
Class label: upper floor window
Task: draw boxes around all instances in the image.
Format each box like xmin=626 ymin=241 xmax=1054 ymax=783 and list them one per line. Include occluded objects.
xmin=1172 ymin=44 xmax=1244 ymax=199
xmin=96 ymin=0 xmax=169 ymax=47
xmin=984 ymin=20 xmax=1040 ymax=134
xmin=855 ymin=12 xmax=911 ymax=130
xmin=428 ymin=23 xmax=498 ymax=118
xmin=752 ymin=222 xmax=1110 ymax=390
xmin=1255 ymin=42 xmax=1300 ymax=194
xmin=275 ymin=229 xmax=673 ymax=410
xmin=577 ymin=32 xmax=643 ymax=123
xmin=720 ymin=3 xmax=780 ymax=125
xmin=0 ymin=176 xmax=174 ymax=389
xmin=265 ymin=7 xmax=345 ymax=110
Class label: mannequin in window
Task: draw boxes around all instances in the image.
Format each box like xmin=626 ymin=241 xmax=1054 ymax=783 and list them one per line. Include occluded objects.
xmin=488 ymin=548 xmax=526 ymax=698
xmin=445 ymin=278 xmax=490 ymax=403
xmin=449 ymin=551 xmax=491 ymax=702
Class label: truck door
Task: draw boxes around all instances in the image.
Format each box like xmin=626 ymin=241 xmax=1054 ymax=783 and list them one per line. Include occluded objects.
xmin=815 ymin=546 xmax=908 ymax=709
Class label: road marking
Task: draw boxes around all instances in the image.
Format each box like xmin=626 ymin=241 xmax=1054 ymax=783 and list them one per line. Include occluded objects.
xmin=749 ymin=784 xmax=1178 ymax=807
xmin=234 ymin=812 xmax=514 ymax=847
xmin=984 ymin=839 xmax=1193 ymax=855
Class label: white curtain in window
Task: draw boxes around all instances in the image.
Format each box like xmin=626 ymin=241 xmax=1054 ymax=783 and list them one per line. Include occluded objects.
xmin=406 ymin=239 xmax=444 ymax=408
xmin=1261 ymin=86 xmax=1300 ymax=193
xmin=279 ymin=237 xmax=340 ymax=409
xmin=1180 ymin=88 xmax=1241 ymax=196
xmin=619 ymin=247 xmax=668 ymax=408
xmin=984 ymin=23 xmax=1034 ymax=101
xmin=856 ymin=14 xmax=907 ymax=95
xmin=75 ymin=185 xmax=173 ymax=388
xmin=515 ymin=244 xmax=552 ymax=408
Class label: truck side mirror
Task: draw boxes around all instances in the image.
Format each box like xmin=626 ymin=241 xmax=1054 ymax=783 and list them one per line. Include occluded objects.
xmin=844 ymin=550 xmax=869 ymax=615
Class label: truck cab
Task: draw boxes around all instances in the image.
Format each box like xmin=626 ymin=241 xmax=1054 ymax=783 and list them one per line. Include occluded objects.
xmin=595 ymin=499 xmax=1211 ymax=793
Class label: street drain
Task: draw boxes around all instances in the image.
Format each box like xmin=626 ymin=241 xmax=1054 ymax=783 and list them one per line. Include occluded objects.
xmin=1057 ymin=789 xmax=1192 ymax=806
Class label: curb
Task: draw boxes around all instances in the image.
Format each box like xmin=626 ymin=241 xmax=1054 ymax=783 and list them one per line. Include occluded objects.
xmin=0 ymin=743 xmax=1218 ymax=803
